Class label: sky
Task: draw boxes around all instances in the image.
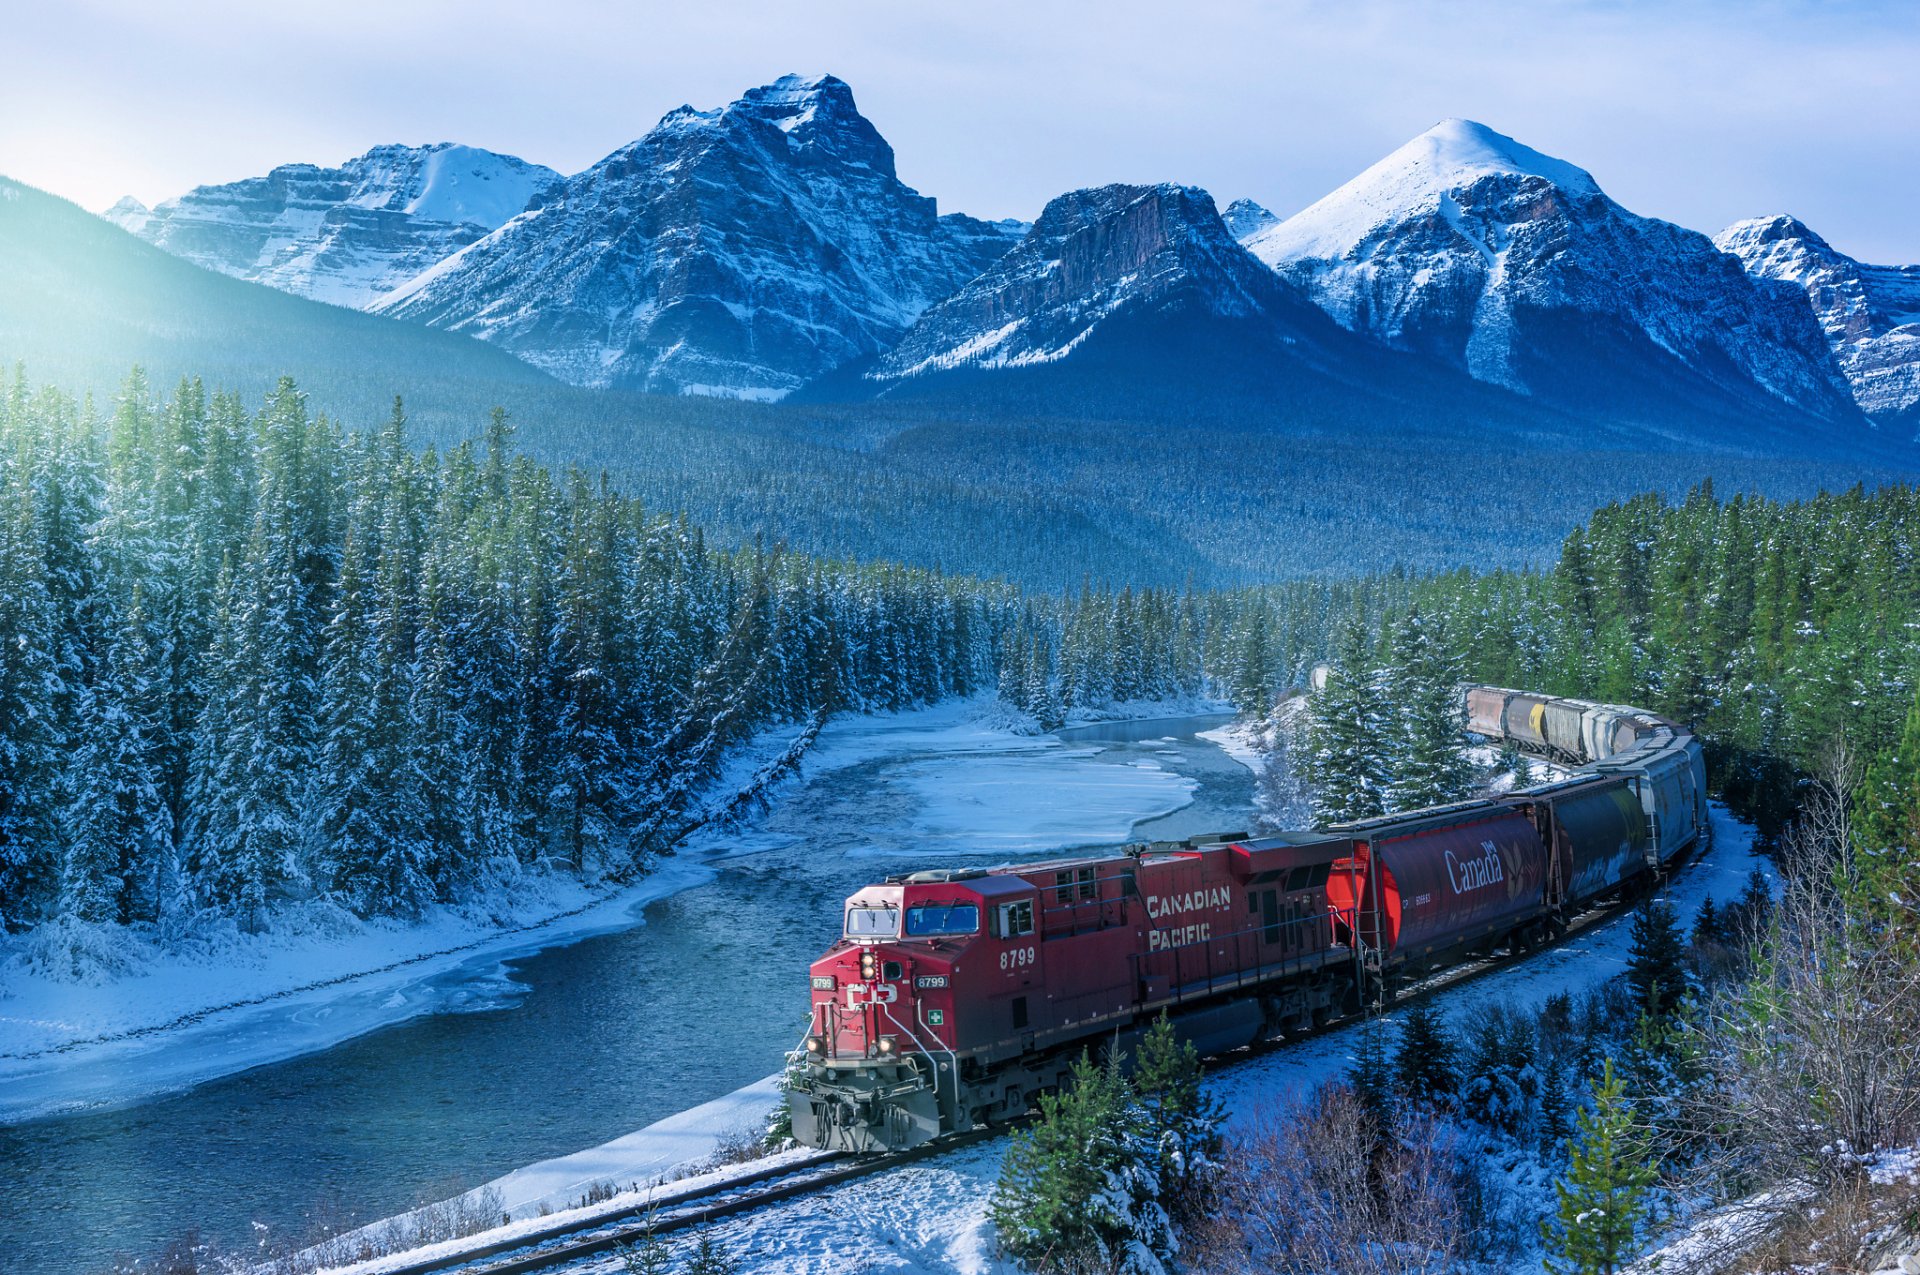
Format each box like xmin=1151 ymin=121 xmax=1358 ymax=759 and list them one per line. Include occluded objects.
xmin=5 ymin=0 xmax=1918 ymax=262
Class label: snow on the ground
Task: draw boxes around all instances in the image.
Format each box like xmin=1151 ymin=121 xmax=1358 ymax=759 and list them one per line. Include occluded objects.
xmin=681 ymin=803 xmax=1770 ymax=1274
xmin=0 ymin=859 xmax=716 ymax=1123
xmin=489 ymin=1075 xmax=788 ymax=1217
xmin=303 ymin=1079 xmax=813 ymax=1275
xmin=0 ymin=697 xmax=1214 ymax=1123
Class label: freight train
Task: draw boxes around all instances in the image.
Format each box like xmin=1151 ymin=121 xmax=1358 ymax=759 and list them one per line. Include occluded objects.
xmin=787 ymin=687 xmax=1709 ymax=1152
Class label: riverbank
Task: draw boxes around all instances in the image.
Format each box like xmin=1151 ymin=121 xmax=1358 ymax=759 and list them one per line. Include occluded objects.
xmin=0 ymin=696 xmax=1233 ymax=1124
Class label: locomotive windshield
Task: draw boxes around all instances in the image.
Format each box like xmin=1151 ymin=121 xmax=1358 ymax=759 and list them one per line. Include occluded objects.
xmin=845 ymin=906 xmax=899 ymax=937
xmin=904 ymin=904 xmax=980 ymax=936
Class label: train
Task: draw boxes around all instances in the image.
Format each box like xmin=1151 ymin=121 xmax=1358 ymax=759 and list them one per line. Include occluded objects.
xmin=787 ymin=687 xmax=1710 ymax=1153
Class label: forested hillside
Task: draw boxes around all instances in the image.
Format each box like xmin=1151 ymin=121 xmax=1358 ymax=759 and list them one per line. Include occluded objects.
xmin=9 ymin=350 xmax=1912 ymax=955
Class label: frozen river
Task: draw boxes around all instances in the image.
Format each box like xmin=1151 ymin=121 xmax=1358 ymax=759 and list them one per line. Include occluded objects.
xmin=0 ymin=707 xmax=1253 ymax=1274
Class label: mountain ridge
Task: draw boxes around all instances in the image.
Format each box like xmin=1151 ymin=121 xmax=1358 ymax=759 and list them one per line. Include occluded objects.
xmin=1241 ymin=118 xmax=1861 ymax=437
xmin=112 ymin=142 xmax=564 ymax=309
xmin=370 ymin=73 xmax=1022 ymax=399
xmin=1715 ymin=213 xmax=1920 ymax=430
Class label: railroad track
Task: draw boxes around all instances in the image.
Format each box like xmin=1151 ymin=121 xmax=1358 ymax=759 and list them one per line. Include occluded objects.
xmin=323 ymin=1128 xmax=997 ymax=1275
xmin=345 ymin=844 xmax=1695 ymax=1275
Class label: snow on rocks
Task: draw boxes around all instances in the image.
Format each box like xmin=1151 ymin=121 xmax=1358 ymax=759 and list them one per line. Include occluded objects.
xmin=1715 ymin=214 xmax=1920 ymax=424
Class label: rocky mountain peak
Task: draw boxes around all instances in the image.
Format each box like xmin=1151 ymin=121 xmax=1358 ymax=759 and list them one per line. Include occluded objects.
xmin=1715 ymin=213 xmax=1827 ymax=257
xmin=118 ymin=143 xmax=562 ymax=308
xmin=869 ymin=181 xmax=1314 ymax=380
xmin=1222 ymin=198 xmax=1278 ymax=241
xmin=1716 ymin=214 xmax=1920 ymax=425
xmin=648 ymin=72 xmax=896 ymax=178
xmin=102 ymin=195 xmax=151 ymax=233
xmin=1240 ymin=120 xmax=1855 ymax=430
xmin=371 ymin=73 xmax=1014 ymax=398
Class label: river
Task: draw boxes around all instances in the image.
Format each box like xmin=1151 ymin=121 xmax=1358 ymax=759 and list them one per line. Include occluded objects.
xmin=0 ymin=710 xmax=1251 ymax=1274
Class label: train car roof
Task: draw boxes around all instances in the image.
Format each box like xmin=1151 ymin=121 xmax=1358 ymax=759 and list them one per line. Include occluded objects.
xmin=1332 ymin=798 xmax=1514 ymax=838
xmin=1505 ymin=774 xmax=1631 ymax=800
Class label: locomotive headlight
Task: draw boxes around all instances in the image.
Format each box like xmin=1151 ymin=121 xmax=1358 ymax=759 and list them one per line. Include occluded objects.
xmin=859 ymin=950 xmax=877 ymax=980
xmin=805 ymin=1035 xmax=826 ymax=1054
xmin=877 ymin=1036 xmax=898 ymax=1056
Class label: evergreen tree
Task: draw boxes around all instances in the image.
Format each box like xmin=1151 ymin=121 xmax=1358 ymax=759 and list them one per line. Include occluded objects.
xmin=1131 ymin=1014 xmax=1225 ymax=1223
xmin=1345 ymin=1016 xmax=1397 ymax=1138
xmin=618 ymin=1237 xmax=672 ymax=1275
xmin=1853 ymin=683 xmax=1920 ymax=935
xmin=1690 ymin=897 xmax=1722 ymax=949
xmin=1304 ymin=616 xmax=1389 ymax=823
xmin=0 ymin=466 xmax=65 ymax=928
xmin=989 ymin=1051 xmax=1173 ymax=1274
xmin=1460 ymin=1009 xmax=1540 ymax=1138
xmin=680 ymin=1232 xmax=738 ymax=1275
xmin=1625 ymin=900 xmax=1688 ymax=1020
xmin=1392 ymin=1004 xmax=1457 ymax=1110
xmin=60 ymin=589 xmax=173 ymax=925
xmin=1543 ymin=1060 xmax=1657 ymax=1275
xmin=1384 ymin=607 xmax=1474 ymax=811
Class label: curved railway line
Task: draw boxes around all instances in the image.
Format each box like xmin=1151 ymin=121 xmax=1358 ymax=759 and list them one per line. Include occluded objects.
xmin=344 ymin=829 xmax=1700 ymax=1275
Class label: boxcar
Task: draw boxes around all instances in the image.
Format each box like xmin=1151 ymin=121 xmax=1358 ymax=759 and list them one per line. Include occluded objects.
xmin=1327 ymin=802 xmax=1550 ymax=967
xmin=1502 ymin=694 xmax=1550 ymax=749
xmin=1502 ymin=776 xmax=1650 ymax=907
xmin=1466 ymin=687 xmax=1512 ymax=738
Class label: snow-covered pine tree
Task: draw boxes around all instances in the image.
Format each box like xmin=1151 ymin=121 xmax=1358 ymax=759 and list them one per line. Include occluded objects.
xmin=679 ymin=1232 xmax=739 ymax=1275
xmin=1303 ymin=615 xmax=1388 ymax=823
xmin=1345 ymin=1015 xmax=1397 ymax=1140
xmin=190 ymin=384 xmax=327 ymax=928
xmin=990 ymin=1051 xmax=1174 ymax=1274
xmin=0 ymin=463 xmax=65 ymax=929
xmin=1393 ymin=1003 xmax=1457 ymax=1111
xmin=60 ymin=587 xmax=172 ymax=925
xmin=1132 ymin=1014 xmax=1225 ymax=1225
xmin=1384 ymin=607 xmax=1473 ymax=812
xmin=1460 ymin=1008 xmax=1539 ymax=1138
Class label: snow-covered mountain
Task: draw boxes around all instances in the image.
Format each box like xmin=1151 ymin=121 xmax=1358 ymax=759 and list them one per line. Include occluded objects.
xmin=112 ymin=144 xmax=564 ymax=308
xmin=1243 ymin=119 xmax=1860 ymax=430
xmin=869 ymin=182 xmax=1340 ymax=380
xmin=372 ymin=75 xmax=1023 ymax=399
xmin=1221 ymin=198 xmax=1278 ymax=241
xmin=1714 ymin=215 xmax=1920 ymax=428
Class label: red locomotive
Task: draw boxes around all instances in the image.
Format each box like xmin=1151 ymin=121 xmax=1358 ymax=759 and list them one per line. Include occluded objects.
xmin=788 ymin=688 xmax=1708 ymax=1152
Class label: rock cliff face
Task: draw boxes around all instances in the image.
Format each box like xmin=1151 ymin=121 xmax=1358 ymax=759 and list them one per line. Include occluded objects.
xmin=373 ymin=75 xmax=1022 ymax=398
xmin=115 ymin=144 xmax=563 ymax=309
xmin=872 ymin=183 xmax=1335 ymax=380
xmin=1715 ymin=215 xmax=1920 ymax=428
xmin=1244 ymin=119 xmax=1859 ymax=430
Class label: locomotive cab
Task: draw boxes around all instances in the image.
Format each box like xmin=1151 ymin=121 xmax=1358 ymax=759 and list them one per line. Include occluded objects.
xmin=793 ymin=871 xmax=1003 ymax=1152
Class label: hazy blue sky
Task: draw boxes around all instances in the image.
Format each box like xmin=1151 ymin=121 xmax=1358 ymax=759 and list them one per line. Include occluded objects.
xmin=8 ymin=0 xmax=1918 ymax=260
